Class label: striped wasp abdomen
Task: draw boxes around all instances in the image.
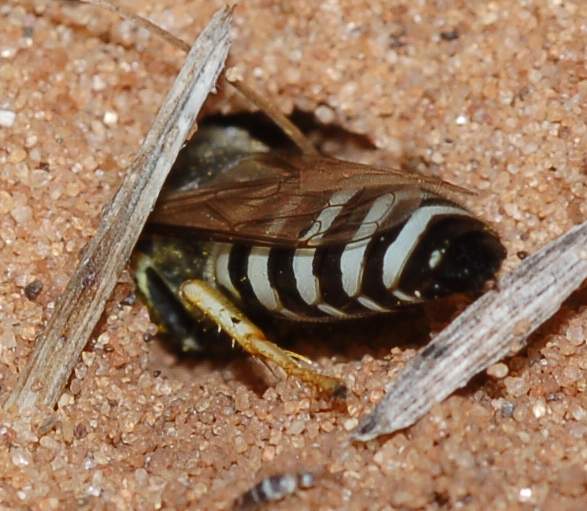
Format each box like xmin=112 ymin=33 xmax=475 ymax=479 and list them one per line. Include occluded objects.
xmin=133 ymin=107 xmax=505 ymax=393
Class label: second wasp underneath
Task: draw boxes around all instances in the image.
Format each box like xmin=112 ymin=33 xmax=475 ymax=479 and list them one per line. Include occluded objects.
xmin=134 ymin=112 xmax=505 ymax=394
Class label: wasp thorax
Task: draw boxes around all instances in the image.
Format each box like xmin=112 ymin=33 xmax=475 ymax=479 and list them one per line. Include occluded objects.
xmin=397 ymin=216 xmax=506 ymax=301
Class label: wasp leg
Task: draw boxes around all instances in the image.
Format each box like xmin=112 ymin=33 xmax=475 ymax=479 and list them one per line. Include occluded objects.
xmin=281 ymin=349 xmax=314 ymax=366
xmin=180 ymin=279 xmax=346 ymax=397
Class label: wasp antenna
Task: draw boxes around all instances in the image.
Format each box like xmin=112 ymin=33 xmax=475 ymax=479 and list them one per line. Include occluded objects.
xmin=225 ymin=70 xmax=319 ymax=156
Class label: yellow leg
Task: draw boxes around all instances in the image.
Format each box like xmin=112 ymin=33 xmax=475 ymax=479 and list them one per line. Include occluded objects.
xmin=281 ymin=349 xmax=315 ymax=366
xmin=180 ymin=280 xmax=346 ymax=397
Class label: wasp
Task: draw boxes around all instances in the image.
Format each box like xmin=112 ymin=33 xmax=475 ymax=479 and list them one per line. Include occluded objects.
xmin=132 ymin=74 xmax=506 ymax=396
xmin=233 ymin=470 xmax=315 ymax=510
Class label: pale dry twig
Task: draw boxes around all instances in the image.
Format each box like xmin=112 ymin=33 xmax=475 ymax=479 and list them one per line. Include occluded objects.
xmin=4 ymin=6 xmax=232 ymax=412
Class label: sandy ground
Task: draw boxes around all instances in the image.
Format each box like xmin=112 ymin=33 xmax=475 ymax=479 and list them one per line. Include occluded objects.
xmin=1 ymin=0 xmax=587 ymax=509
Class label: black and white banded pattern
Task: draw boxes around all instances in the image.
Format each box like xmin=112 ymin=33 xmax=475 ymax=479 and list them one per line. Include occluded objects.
xmin=208 ymin=188 xmax=477 ymax=321
xmin=234 ymin=471 xmax=315 ymax=510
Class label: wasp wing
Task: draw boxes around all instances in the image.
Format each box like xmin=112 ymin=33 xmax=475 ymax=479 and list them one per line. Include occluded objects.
xmin=149 ymin=152 xmax=470 ymax=248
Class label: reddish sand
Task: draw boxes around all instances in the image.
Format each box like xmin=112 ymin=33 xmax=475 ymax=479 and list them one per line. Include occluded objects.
xmin=1 ymin=1 xmax=586 ymax=509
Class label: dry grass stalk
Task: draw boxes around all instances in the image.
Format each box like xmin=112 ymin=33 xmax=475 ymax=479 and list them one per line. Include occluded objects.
xmin=4 ymin=6 xmax=232 ymax=412
xmin=75 ymin=0 xmax=316 ymax=155
xmin=354 ymin=221 xmax=587 ymax=440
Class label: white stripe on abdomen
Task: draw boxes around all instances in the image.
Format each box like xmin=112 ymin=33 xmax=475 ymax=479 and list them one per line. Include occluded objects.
xmin=292 ymin=248 xmax=319 ymax=306
xmin=247 ymin=246 xmax=281 ymax=311
xmin=340 ymin=193 xmax=396 ymax=298
xmin=214 ymin=243 xmax=240 ymax=299
xmin=294 ymin=190 xmax=357 ymax=311
xmin=382 ymin=205 xmax=470 ymax=295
